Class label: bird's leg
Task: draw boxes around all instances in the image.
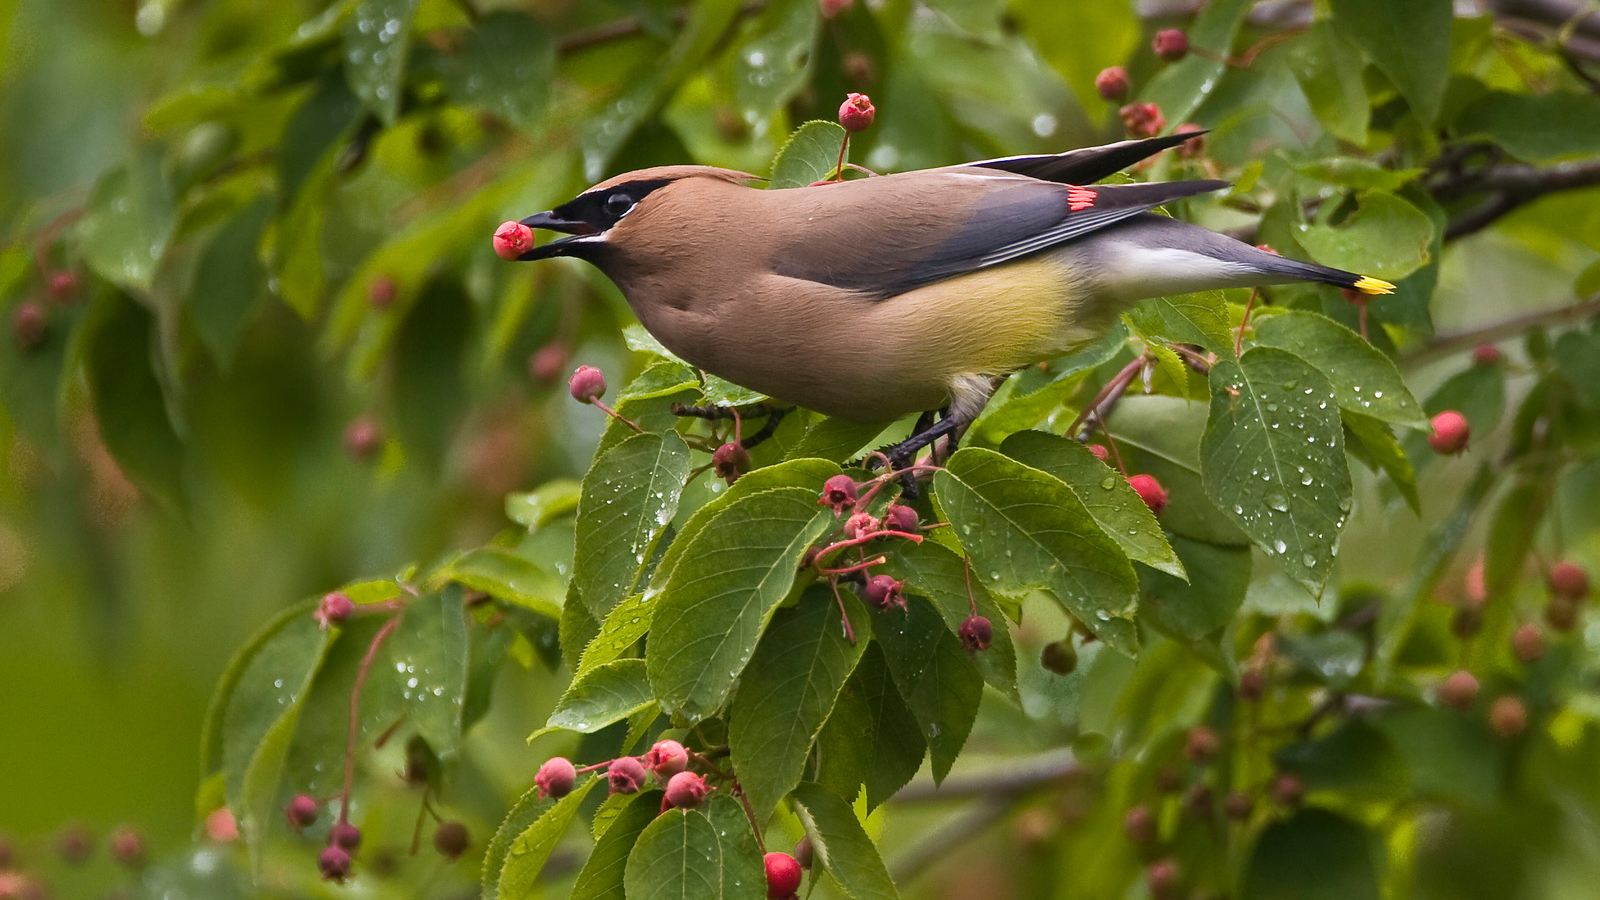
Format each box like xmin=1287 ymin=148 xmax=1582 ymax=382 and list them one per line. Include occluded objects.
xmin=880 ymin=410 xmax=966 ymax=499
xmin=670 ymin=401 xmax=775 ymax=421
xmin=739 ymin=407 xmax=788 ymax=449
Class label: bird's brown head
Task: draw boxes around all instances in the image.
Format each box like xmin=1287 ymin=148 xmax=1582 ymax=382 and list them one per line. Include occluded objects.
xmin=513 ymin=166 xmax=758 ymax=263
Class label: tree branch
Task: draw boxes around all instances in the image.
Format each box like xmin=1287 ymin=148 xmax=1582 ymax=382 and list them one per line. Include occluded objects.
xmin=1442 ymin=158 xmax=1600 ymax=239
xmin=892 ymin=749 xmax=1082 ymax=803
xmin=1401 ymin=294 xmax=1600 ymax=367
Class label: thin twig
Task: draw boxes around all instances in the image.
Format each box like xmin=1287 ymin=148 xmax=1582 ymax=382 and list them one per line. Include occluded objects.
xmin=341 ymin=616 xmax=403 ymax=824
xmin=1401 ymin=294 xmax=1600 ymax=367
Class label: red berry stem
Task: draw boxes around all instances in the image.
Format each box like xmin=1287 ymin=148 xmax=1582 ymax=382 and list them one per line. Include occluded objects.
xmin=828 ymin=578 xmax=857 ymax=644
xmin=832 ymin=134 xmax=850 ymax=184
xmin=341 ymin=615 xmax=403 ymax=826
xmin=729 ymin=779 xmax=767 ymax=855
xmin=815 ymin=555 xmax=887 ymax=576
xmin=1068 ymin=356 xmax=1147 ymax=440
xmin=591 ymin=399 xmax=646 ymax=434
xmin=1101 ymin=426 xmax=1130 ymax=477
xmin=1234 ymin=288 xmax=1260 ymax=357
xmin=961 ymin=555 xmax=979 ymax=618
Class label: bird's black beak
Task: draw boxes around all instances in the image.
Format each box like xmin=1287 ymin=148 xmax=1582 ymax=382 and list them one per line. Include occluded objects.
xmin=515 ymin=211 xmax=600 ymax=260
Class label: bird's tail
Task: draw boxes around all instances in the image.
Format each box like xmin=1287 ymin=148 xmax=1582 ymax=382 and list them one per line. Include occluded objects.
xmin=1250 ymin=252 xmax=1394 ymax=295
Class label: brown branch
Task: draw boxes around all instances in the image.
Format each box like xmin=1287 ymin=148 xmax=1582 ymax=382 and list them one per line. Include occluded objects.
xmin=1401 ymin=294 xmax=1600 ymax=368
xmin=892 ymin=750 xmax=1081 ymax=803
xmin=1442 ymin=158 xmax=1600 ymax=239
xmin=557 ymin=1 xmax=766 ymax=55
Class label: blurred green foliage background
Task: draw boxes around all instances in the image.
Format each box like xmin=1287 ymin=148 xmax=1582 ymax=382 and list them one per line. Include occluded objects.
xmin=3 ymin=0 xmax=1600 ymax=897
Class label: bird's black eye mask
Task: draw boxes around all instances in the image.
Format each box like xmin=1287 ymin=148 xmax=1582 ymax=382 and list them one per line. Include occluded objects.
xmin=516 ymin=177 xmax=676 ymax=260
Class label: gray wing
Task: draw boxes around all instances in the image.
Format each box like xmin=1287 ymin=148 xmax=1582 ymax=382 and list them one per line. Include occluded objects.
xmin=965 ymin=133 xmax=1205 ymax=185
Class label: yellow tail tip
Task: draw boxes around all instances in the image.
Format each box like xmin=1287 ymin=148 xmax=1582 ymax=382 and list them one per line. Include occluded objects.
xmin=1354 ymin=276 xmax=1394 ymax=295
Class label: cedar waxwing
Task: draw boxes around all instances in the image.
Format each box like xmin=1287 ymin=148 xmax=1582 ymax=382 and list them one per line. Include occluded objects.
xmin=506 ymin=133 xmax=1392 ymax=465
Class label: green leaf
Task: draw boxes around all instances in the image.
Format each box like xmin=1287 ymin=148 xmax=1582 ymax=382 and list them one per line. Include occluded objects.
xmin=1343 ymin=411 xmax=1420 ymax=514
xmin=341 ymin=0 xmax=419 ymax=125
xmin=1455 ymin=90 xmax=1600 ymax=163
xmin=1424 ymin=364 xmax=1505 ymax=435
xmin=729 ymin=586 xmax=868 ymax=820
xmin=786 ymin=415 xmax=896 ymax=463
xmin=1287 ymin=22 xmax=1369 ymax=144
xmin=200 ymin=598 xmax=318 ymax=780
xmin=84 ymin=291 xmax=185 ymax=513
xmin=506 ymin=479 xmax=582 ymax=531
xmin=191 ymin=196 xmax=272 ymax=368
xmin=79 ymin=145 xmax=176 ymax=290
xmin=933 ymin=448 xmax=1141 ymax=654
xmin=732 ymin=0 xmax=821 ymax=120
xmin=576 ymin=591 xmax=655 ymax=676
xmin=967 ymin=324 xmax=1129 ymax=447
xmin=1109 ymin=395 xmax=1248 ymax=547
xmin=1295 ymin=158 xmax=1423 ymax=193
xmin=1139 ymin=0 xmax=1253 ymax=124
xmin=570 ymin=790 xmax=662 ymax=900
xmin=618 ymin=357 xmax=700 ymax=402
xmin=999 ymin=430 xmax=1186 ymax=579
xmin=648 ymin=486 xmax=837 ymax=723
xmin=574 ymin=431 xmax=692 ymax=618
xmin=442 ymin=11 xmax=554 ymax=136
xmin=491 ymin=777 xmax=600 ymax=900
xmin=816 ymin=643 xmax=925 ymax=811
xmin=1484 ymin=476 xmax=1547 ymax=599
xmin=1329 ymin=0 xmax=1452 ymax=125
xmin=882 ymin=539 xmax=1018 ymax=699
xmin=623 ymin=795 xmax=763 ymax=900
xmin=1295 ymin=191 xmax=1436 ymax=281
xmin=1201 ymin=348 xmax=1352 ymax=597
xmin=388 ymin=586 xmax=469 ymax=756
xmin=1242 ymin=808 xmax=1380 ymax=900
xmin=770 ymin=120 xmax=847 ymax=189
xmin=870 ymin=596 xmax=983 ymax=783
xmin=447 ymin=547 xmax=566 ymax=619
xmin=698 ymin=373 xmax=767 ymax=408
xmin=1139 ymin=536 xmax=1250 ymax=645
xmin=1254 ymin=310 xmax=1426 ymax=426
xmin=1126 ymin=290 xmax=1236 ymax=360
xmin=535 ymin=659 xmax=656 ymax=739
xmin=791 ymin=782 xmax=902 ymax=900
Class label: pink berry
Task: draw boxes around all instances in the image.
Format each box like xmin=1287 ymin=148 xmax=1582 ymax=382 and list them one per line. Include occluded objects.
xmin=1152 ymin=28 xmax=1189 ymax=61
xmin=1094 ymin=66 xmax=1130 ymax=101
xmin=1123 ymin=804 xmax=1156 ymax=844
xmin=286 ymin=794 xmax=319 ymax=829
xmin=644 ymin=740 xmax=689 ymax=779
xmin=433 ymin=821 xmax=470 ymax=859
xmin=1146 ymin=858 xmax=1181 ymax=900
xmin=818 ymin=474 xmax=858 ymax=516
xmin=1512 ymin=624 xmax=1545 ymax=663
xmin=838 ymin=93 xmax=875 ymax=132
xmin=1184 ymin=726 xmax=1219 ymax=764
xmin=1428 ymin=410 xmax=1470 ymax=455
xmin=1472 ymin=343 xmax=1502 ymax=366
xmin=109 ymin=826 xmax=145 ymax=868
xmin=794 ymin=836 xmax=814 ymax=868
xmin=1088 ymin=443 xmax=1110 ymax=461
xmin=528 ymin=344 xmax=567 ymax=384
xmin=712 ymin=442 xmax=751 ymax=484
xmin=343 ymin=416 xmax=382 ymax=461
xmin=819 ymin=0 xmax=853 ymax=17
xmin=367 ymin=275 xmax=397 ymax=309
xmin=315 ymin=592 xmax=355 ymax=629
xmin=1119 ymin=102 xmax=1166 ymax=137
xmin=959 ymin=615 xmax=992 ymax=653
xmin=664 ymin=771 xmax=708 ymax=809
xmin=204 ymin=808 xmax=239 ymax=843
xmin=536 ymin=756 xmax=577 ymax=799
xmin=1238 ymin=668 xmax=1265 ymax=701
xmin=1224 ymin=791 xmax=1253 ymax=820
xmin=1174 ymin=122 xmax=1206 ymax=158
xmin=1270 ymin=773 xmax=1304 ymax=807
xmin=608 ymin=756 xmax=647 ymax=795
xmin=1549 ymin=561 xmax=1590 ymax=601
xmin=842 ymin=511 xmax=881 ymax=540
xmin=765 ymin=851 xmax=803 ymax=898
xmin=864 ymin=574 xmax=905 ymax=611
xmin=329 ymin=822 xmax=362 ymax=850
xmin=1489 ymin=695 xmax=1528 ymax=738
xmin=568 ymin=365 xmax=606 ymax=403
xmin=883 ymin=503 xmax=919 ymax=534
xmin=1438 ymin=669 xmax=1479 ymax=711
xmin=12 ymin=299 xmax=46 ymax=349
xmin=319 ymin=845 xmax=352 ymax=882
xmin=1128 ymin=474 xmax=1168 ymax=516
xmin=47 ymin=270 xmax=78 ymax=302
xmin=493 ymin=220 xmax=534 ymax=260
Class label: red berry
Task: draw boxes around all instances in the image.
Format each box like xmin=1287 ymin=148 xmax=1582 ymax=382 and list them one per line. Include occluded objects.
xmin=818 ymin=474 xmax=858 ymax=516
xmin=864 ymin=574 xmax=905 ymax=611
xmin=838 ymin=93 xmax=874 ymax=132
xmin=1489 ymin=695 xmax=1528 ymax=738
xmin=286 ymin=794 xmax=319 ymax=829
xmin=1153 ymin=766 xmax=1182 ymax=794
xmin=664 ymin=771 xmax=708 ymax=809
xmin=1238 ymin=669 xmax=1265 ymax=701
xmin=367 ymin=275 xmax=397 ymax=309
xmin=1269 ymin=773 xmax=1304 ymax=808
xmin=57 ymin=825 xmax=92 ymax=864
xmin=1438 ymin=669 xmax=1480 ymax=711
xmin=329 ymin=822 xmax=362 ymax=850
xmin=1122 ymin=804 xmax=1156 ymax=844
xmin=1146 ymin=858 xmax=1181 ymax=900
xmin=493 ymin=220 xmax=534 ymax=260
xmin=109 ymin=826 xmax=145 ymax=868
xmin=1174 ymin=122 xmax=1206 ymax=158
xmin=883 ymin=503 xmax=919 ymax=534
xmin=1549 ymin=561 xmax=1590 ymax=601
xmin=1152 ymin=28 xmax=1189 ymax=61
xmin=528 ymin=344 xmax=567 ymax=384
xmin=47 ymin=270 xmax=78 ymax=302
xmin=1184 ymin=726 xmax=1219 ymax=764
xmin=433 ymin=821 xmax=470 ymax=859
xmin=1512 ymin=624 xmax=1545 ymax=663
xmin=843 ymin=511 xmax=881 ymax=540
xmin=204 ymin=808 xmax=239 ymax=843
xmin=959 ymin=615 xmax=993 ymax=653
xmin=794 ymin=836 xmax=814 ymax=868
xmin=12 ymin=299 xmax=46 ymax=349
xmin=1040 ymin=640 xmax=1077 ymax=675
xmin=1119 ymin=102 xmax=1166 ymax=138
xmin=644 ymin=740 xmax=689 ymax=779
xmin=764 ymin=851 xmax=803 ymax=898
xmin=1428 ymin=410 xmax=1470 ymax=455
xmin=1223 ymin=791 xmax=1253 ymax=820
xmin=1128 ymin=473 xmax=1168 ymax=516
xmin=343 ymin=416 xmax=382 ymax=461
xmin=315 ymin=592 xmax=355 ymax=629
xmin=536 ymin=756 xmax=577 ymax=800
xmin=1547 ymin=595 xmax=1580 ymax=632
xmin=1464 ymin=559 xmax=1487 ymax=606
xmin=318 ymin=845 xmax=352 ymax=882
xmin=1183 ymin=783 xmax=1213 ymax=818
xmin=568 ymin=365 xmax=606 ymax=403
xmin=1472 ymin=343 xmax=1503 ymax=366
xmin=1088 ymin=443 xmax=1110 ymax=461
xmin=820 ymin=0 xmax=853 ymax=17
xmin=1094 ymin=66 xmax=1130 ymax=101
xmin=712 ymin=442 xmax=751 ymax=484
xmin=608 ymin=756 xmax=647 ymax=795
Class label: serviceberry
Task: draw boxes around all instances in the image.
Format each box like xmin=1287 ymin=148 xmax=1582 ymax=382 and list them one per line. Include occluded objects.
xmin=568 ymin=365 xmax=606 ymax=404
xmin=664 ymin=771 xmax=708 ymax=809
xmin=1512 ymin=624 xmax=1545 ymax=663
xmin=286 ymin=794 xmax=319 ymax=829
xmin=764 ymin=851 xmax=803 ymax=898
xmin=536 ymin=757 xmax=577 ymax=800
xmin=319 ymin=845 xmax=352 ymax=882
xmin=883 ymin=503 xmax=919 ymax=534
xmin=959 ymin=615 xmax=993 ymax=653
xmin=1549 ymin=561 xmax=1590 ymax=601
xmin=433 ymin=821 xmax=470 ymax=860
xmin=329 ymin=822 xmax=362 ymax=851
xmin=644 ymin=740 xmax=689 ymax=779
xmin=1428 ymin=411 xmax=1470 ymax=455
xmin=712 ymin=442 xmax=751 ymax=483
xmin=1128 ymin=473 xmax=1168 ymax=516
xmin=1438 ymin=669 xmax=1480 ymax=710
xmin=864 ymin=574 xmax=905 ymax=610
xmin=1152 ymin=29 xmax=1189 ymax=61
xmin=609 ymin=757 xmax=647 ymax=795
xmin=1094 ymin=66 xmax=1130 ymax=101
xmin=1489 ymin=695 xmax=1528 ymax=738
xmin=315 ymin=592 xmax=355 ymax=629
xmin=838 ymin=93 xmax=874 ymax=132
xmin=493 ymin=221 xmax=534 ymax=260
xmin=818 ymin=474 xmax=858 ymax=516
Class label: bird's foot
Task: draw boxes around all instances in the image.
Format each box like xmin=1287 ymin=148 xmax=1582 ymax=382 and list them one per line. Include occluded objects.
xmin=670 ymin=402 xmax=789 ymax=450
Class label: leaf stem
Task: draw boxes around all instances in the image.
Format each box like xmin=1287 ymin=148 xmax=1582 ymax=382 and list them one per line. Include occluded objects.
xmin=341 ymin=615 xmax=403 ymax=825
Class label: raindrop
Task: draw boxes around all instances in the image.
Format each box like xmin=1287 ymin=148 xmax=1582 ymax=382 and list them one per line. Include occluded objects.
xmin=1265 ymin=491 xmax=1289 ymax=512
xmin=1302 ymin=554 xmax=1318 ymax=568
xmin=1272 ymin=539 xmax=1287 ymax=554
